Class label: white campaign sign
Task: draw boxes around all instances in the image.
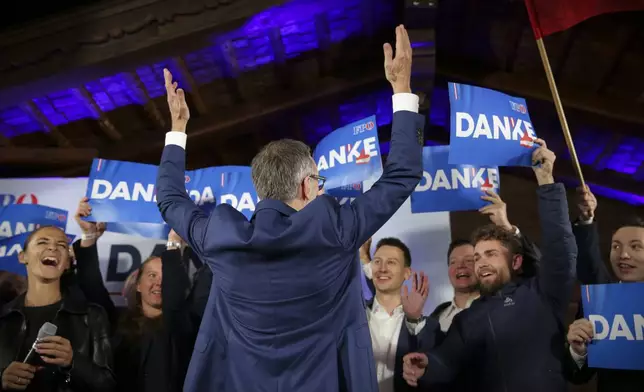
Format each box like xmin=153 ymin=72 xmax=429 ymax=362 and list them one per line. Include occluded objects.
xmin=0 ymin=178 xmax=165 ymax=305
xmin=1 ymin=177 xmax=453 ymax=315
xmin=362 ymin=179 xmax=453 ymax=314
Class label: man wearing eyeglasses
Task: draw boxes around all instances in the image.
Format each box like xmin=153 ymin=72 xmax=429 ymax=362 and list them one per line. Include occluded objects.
xmin=156 ymin=25 xmax=424 ymax=392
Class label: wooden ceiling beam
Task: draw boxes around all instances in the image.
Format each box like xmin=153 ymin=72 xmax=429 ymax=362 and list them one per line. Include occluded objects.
xmin=73 ymin=87 xmax=122 ymax=141
xmin=438 ymin=57 xmax=644 ymax=127
xmin=215 ymin=40 xmax=244 ymax=104
xmin=269 ymin=27 xmax=291 ymax=89
xmin=124 ymin=72 xmax=166 ymax=129
xmin=553 ymin=29 xmax=578 ymax=81
xmin=172 ymin=56 xmax=208 ymax=115
xmin=21 ymin=100 xmax=72 ymax=147
xmin=38 ymin=68 xmax=386 ymax=178
xmin=596 ymin=24 xmax=639 ymax=94
xmin=0 ymin=147 xmax=96 ymax=165
xmin=314 ymin=14 xmax=332 ymax=77
xmin=0 ymin=133 xmax=12 ymax=146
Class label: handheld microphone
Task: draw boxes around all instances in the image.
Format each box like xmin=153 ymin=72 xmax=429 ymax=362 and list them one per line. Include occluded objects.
xmin=23 ymin=322 xmax=57 ymax=363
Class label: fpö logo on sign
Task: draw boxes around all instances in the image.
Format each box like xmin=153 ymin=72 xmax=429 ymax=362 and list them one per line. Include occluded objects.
xmin=509 ymin=101 xmax=527 ymax=114
xmin=0 ymin=194 xmax=39 ymax=206
xmin=352 ymin=120 xmax=375 ymax=135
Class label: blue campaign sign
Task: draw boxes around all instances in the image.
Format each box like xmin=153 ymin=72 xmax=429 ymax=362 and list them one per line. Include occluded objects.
xmin=0 ymin=232 xmax=76 ymax=276
xmin=582 ymin=283 xmax=644 ymax=371
xmin=85 ymin=159 xmax=260 ymax=229
xmin=0 ymin=204 xmax=68 ymax=239
xmin=314 ymin=116 xmax=383 ymax=190
xmin=448 ymin=83 xmax=538 ymax=167
xmin=411 ymin=146 xmax=500 ymax=213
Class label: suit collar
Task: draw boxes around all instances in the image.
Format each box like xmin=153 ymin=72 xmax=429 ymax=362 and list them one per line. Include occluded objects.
xmin=252 ymin=200 xmax=297 ymax=219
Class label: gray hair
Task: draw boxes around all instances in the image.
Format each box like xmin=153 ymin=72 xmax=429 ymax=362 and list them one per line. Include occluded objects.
xmin=251 ymin=139 xmax=315 ymax=202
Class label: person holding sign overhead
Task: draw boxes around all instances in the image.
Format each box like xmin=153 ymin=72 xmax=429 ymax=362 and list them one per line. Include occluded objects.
xmin=157 ymin=25 xmax=424 ymax=392
xmin=563 ymin=187 xmax=644 ymax=391
xmin=401 ymin=139 xmax=578 ymax=392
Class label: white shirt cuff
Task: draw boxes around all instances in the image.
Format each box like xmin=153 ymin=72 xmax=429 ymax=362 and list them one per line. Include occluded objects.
xmin=405 ymin=318 xmax=426 ymax=336
xmin=578 ymin=217 xmax=594 ymax=225
xmin=392 ymin=93 xmax=419 ymax=113
xmin=362 ymin=262 xmax=373 ymax=280
xmin=569 ymin=345 xmax=587 ymax=369
xmin=165 ymin=131 xmax=187 ymax=149
xmin=513 ymin=226 xmax=521 ymax=237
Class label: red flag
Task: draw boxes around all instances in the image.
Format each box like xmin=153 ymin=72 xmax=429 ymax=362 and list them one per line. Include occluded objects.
xmin=525 ymin=0 xmax=644 ymax=39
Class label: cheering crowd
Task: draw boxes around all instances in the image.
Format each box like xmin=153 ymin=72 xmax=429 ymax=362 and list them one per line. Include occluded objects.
xmin=0 ymin=25 xmax=642 ymax=392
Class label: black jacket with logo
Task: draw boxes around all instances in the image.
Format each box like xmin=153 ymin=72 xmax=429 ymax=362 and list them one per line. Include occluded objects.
xmin=418 ymin=183 xmax=577 ymax=392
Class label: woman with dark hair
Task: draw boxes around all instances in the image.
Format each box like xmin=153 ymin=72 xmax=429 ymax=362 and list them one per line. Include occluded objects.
xmin=0 ymin=225 xmax=115 ymax=392
xmin=72 ymin=198 xmax=196 ymax=392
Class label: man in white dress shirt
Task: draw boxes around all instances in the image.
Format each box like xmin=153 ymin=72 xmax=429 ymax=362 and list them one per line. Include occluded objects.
xmin=362 ymin=237 xmax=440 ymax=392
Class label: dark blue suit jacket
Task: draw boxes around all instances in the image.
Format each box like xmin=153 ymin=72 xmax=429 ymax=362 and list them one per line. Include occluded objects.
xmin=156 ymin=110 xmax=424 ymax=392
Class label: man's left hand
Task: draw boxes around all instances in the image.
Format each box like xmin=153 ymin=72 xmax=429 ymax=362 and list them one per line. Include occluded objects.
xmin=36 ymin=336 xmax=73 ymax=368
xmin=531 ymin=138 xmax=556 ymax=185
xmin=402 ymin=271 xmax=429 ymax=320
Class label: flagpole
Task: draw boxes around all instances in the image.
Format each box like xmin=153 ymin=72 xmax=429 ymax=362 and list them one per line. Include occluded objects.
xmin=534 ymin=38 xmax=586 ymax=188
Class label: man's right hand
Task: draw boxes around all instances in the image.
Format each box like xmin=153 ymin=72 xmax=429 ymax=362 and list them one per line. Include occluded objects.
xmin=568 ymin=318 xmax=594 ymax=356
xmin=1 ymin=362 xmax=35 ymax=390
xmin=402 ymin=352 xmax=428 ymax=387
xmin=576 ymin=185 xmax=597 ymax=221
xmin=384 ymin=25 xmax=412 ymax=94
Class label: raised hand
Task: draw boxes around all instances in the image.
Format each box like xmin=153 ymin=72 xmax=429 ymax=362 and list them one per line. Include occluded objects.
xmin=359 ymin=238 xmax=372 ymax=265
xmin=164 ymin=68 xmax=190 ymax=132
xmin=383 ymin=25 xmax=412 ymax=94
xmin=576 ymin=185 xmax=597 ymax=221
xmin=567 ymin=318 xmax=594 ymax=356
xmin=75 ymin=197 xmax=106 ymax=246
xmin=531 ymin=138 xmax=556 ymax=185
xmin=402 ymin=352 xmax=429 ymax=387
xmin=479 ymin=189 xmax=513 ymax=231
xmin=401 ymin=271 xmax=429 ymax=320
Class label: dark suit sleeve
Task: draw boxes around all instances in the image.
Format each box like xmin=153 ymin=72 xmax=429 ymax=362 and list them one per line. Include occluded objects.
xmin=68 ymin=305 xmax=116 ymax=392
xmin=534 ymin=183 xmax=577 ymax=317
xmin=418 ymin=313 xmax=468 ymax=388
xmin=518 ymin=230 xmax=541 ymax=278
xmin=416 ymin=317 xmax=442 ymax=353
xmin=72 ymin=241 xmax=118 ymax=329
xmin=335 ymin=108 xmax=424 ymax=250
xmin=161 ymin=249 xmax=194 ymax=338
xmin=157 ymin=143 xmax=211 ymax=255
xmin=573 ymin=221 xmax=612 ymax=284
xmin=187 ymin=264 xmax=213 ymax=322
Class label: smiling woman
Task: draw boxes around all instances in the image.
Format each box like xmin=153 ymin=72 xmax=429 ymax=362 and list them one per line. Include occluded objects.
xmin=0 ymin=225 xmax=116 ymax=392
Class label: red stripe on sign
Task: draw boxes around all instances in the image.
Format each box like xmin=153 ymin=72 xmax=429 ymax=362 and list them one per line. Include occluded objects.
xmin=453 ymin=83 xmax=459 ymax=100
xmin=221 ymin=173 xmax=224 ymax=187
xmin=585 ymin=285 xmax=590 ymax=303
xmin=97 ymin=159 xmax=103 ymax=172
